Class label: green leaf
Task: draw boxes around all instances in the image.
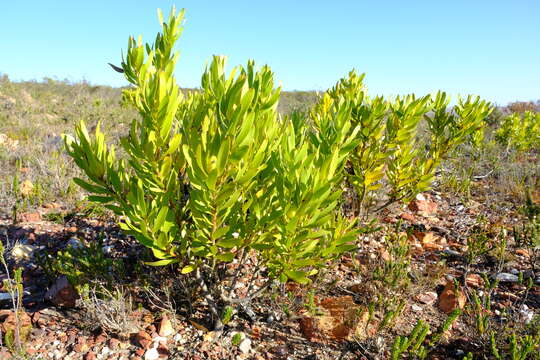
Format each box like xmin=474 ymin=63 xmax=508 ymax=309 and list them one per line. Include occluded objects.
xmin=157 ymin=8 xmax=164 ymax=24
xmin=291 ymin=259 xmax=316 ymax=267
xmin=87 ymin=195 xmax=114 ymax=203
xmin=73 ymin=178 xmax=109 ymax=194
xmin=206 ymin=168 xmax=218 ymax=191
xmin=215 ymin=252 xmax=235 ymax=262
xmin=165 ymin=133 xmax=182 ymax=155
xmin=212 ymin=226 xmax=230 ymax=240
xmin=284 ymin=270 xmax=310 ymax=284
xmin=251 ymin=243 xmax=274 ymax=251
xmin=145 ymin=258 xmax=179 ymax=266
xmin=181 ymin=264 xmax=196 ymax=274
xmin=153 ymin=206 xmax=169 ymax=233
xmin=216 ymin=237 xmax=242 ymax=249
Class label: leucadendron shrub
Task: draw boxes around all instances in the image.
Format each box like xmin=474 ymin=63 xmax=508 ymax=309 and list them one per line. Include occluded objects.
xmin=311 ymin=71 xmax=492 ymax=218
xmin=64 ymin=7 xmax=359 ymax=330
xmin=495 ymin=111 xmax=540 ymax=152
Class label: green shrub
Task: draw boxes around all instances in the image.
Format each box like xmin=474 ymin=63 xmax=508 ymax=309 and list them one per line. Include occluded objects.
xmin=36 ymin=235 xmax=121 ymax=290
xmin=490 ymin=332 xmax=540 ymax=360
xmin=63 ymin=6 xmax=495 ymax=332
xmin=64 ymin=7 xmax=359 ymax=330
xmin=495 ymin=111 xmax=540 ymax=152
xmin=311 ymin=71 xmax=491 ymax=217
xmin=391 ymin=319 xmax=429 ymax=360
xmin=390 ymin=309 xmax=461 ymax=360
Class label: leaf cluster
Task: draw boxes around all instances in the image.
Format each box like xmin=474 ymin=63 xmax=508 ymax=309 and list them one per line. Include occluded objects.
xmin=36 ymin=235 xmax=120 ymax=290
xmin=496 ymin=111 xmax=540 ymax=152
xmin=311 ymin=71 xmax=492 ymax=217
xmin=63 ymin=7 xmax=495 ymax=329
xmin=64 ymin=7 xmax=360 ymax=322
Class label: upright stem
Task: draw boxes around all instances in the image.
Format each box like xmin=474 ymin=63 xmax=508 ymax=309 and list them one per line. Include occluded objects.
xmin=221 ymin=277 xmax=273 ymax=304
xmin=373 ymin=195 xmax=404 ymax=214
xmin=195 ymin=267 xmax=223 ymax=331
xmin=225 ymin=248 xmax=247 ymax=300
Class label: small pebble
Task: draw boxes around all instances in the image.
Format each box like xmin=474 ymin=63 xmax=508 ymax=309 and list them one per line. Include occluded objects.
xmin=519 ymin=304 xmax=534 ymax=324
xmin=144 ymin=347 xmax=160 ymax=360
xmin=239 ymin=338 xmax=252 ymax=354
xmin=495 ymin=273 xmax=519 ymax=283
xmin=443 ymin=249 xmax=461 ymax=258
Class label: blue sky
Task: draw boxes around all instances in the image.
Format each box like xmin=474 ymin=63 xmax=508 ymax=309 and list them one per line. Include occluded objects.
xmin=1 ymin=1 xmax=539 ymax=105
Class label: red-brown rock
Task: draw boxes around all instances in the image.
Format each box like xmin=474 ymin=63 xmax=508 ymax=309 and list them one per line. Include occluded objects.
xmin=19 ymin=211 xmax=42 ymax=223
xmin=1 ymin=309 xmax=32 ymax=337
xmin=84 ymin=351 xmax=97 ymax=360
xmin=298 ymin=296 xmax=371 ymax=342
xmin=383 ymin=216 xmax=398 ymax=224
xmin=94 ymin=333 xmax=107 ymax=344
xmin=465 ymin=274 xmax=484 ymax=288
xmin=73 ymin=340 xmax=89 ymax=354
xmin=423 ymin=243 xmax=444 ymax=251
xmin=44 ymin=202 xmax=62 ymax=209
xmin=515 ymin=249 xmax=530 ymax=257
xmin=158 ymin=315 xmax=175 ymax=337
xmin=109 ymin=338 xmax=121 ymax=350
xmin=400 ymin=212 xmax=416 ymax=222
xmin=408 ymin=194 xmax=438 ymax=216
xmin=438 ymin=281 xmax=466 ymax=314
xmin=157 ymin=342 xmax=170 ymax=357
xmin=416 ymin=291 xmax=438 ymax=305
xmin=135 ymin=330 xmax=152 ymax=349
xmin=45 ymin=276 xmax=79 ymax=308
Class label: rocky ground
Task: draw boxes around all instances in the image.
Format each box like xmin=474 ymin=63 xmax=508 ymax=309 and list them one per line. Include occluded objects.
xmin=0 ymin=176 xmax=538 ymax=359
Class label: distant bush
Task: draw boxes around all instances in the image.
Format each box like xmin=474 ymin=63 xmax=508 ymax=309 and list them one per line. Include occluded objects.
xmin=278 ymin=91 xmax=318 ymax=113
xmin=507 ymin=100 xmax=540 ymax=114
xmin=495 ymin=111 xmax=540 ymax=152
xmin=312 ymin=71 xmax=491 ymax=217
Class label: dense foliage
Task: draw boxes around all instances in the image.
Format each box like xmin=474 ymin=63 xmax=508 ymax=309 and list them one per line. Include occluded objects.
xmin=495 ymin=111 xmax=540 ymax=152
xmin=65 ymin=8 xmax=362 ymax=329
xmin=311 ymin=71 xmax=491 ymax=217
xmin=64 ymin=7 xmax=496 ymax=329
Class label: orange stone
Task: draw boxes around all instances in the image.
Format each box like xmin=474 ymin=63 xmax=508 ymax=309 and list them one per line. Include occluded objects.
xmin=438 ymin=281 xmax=466 ymax=314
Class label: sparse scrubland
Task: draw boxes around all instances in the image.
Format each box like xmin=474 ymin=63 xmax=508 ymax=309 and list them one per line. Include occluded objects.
xmin=0 ymin=7 xmax=539 ymax=360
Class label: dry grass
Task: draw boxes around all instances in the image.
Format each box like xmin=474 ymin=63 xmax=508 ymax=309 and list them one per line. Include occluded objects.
xmin=79 ymin=286 xmax=141 ymax=337
xmin=0 ymin=76 xmax=135 ymax=216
